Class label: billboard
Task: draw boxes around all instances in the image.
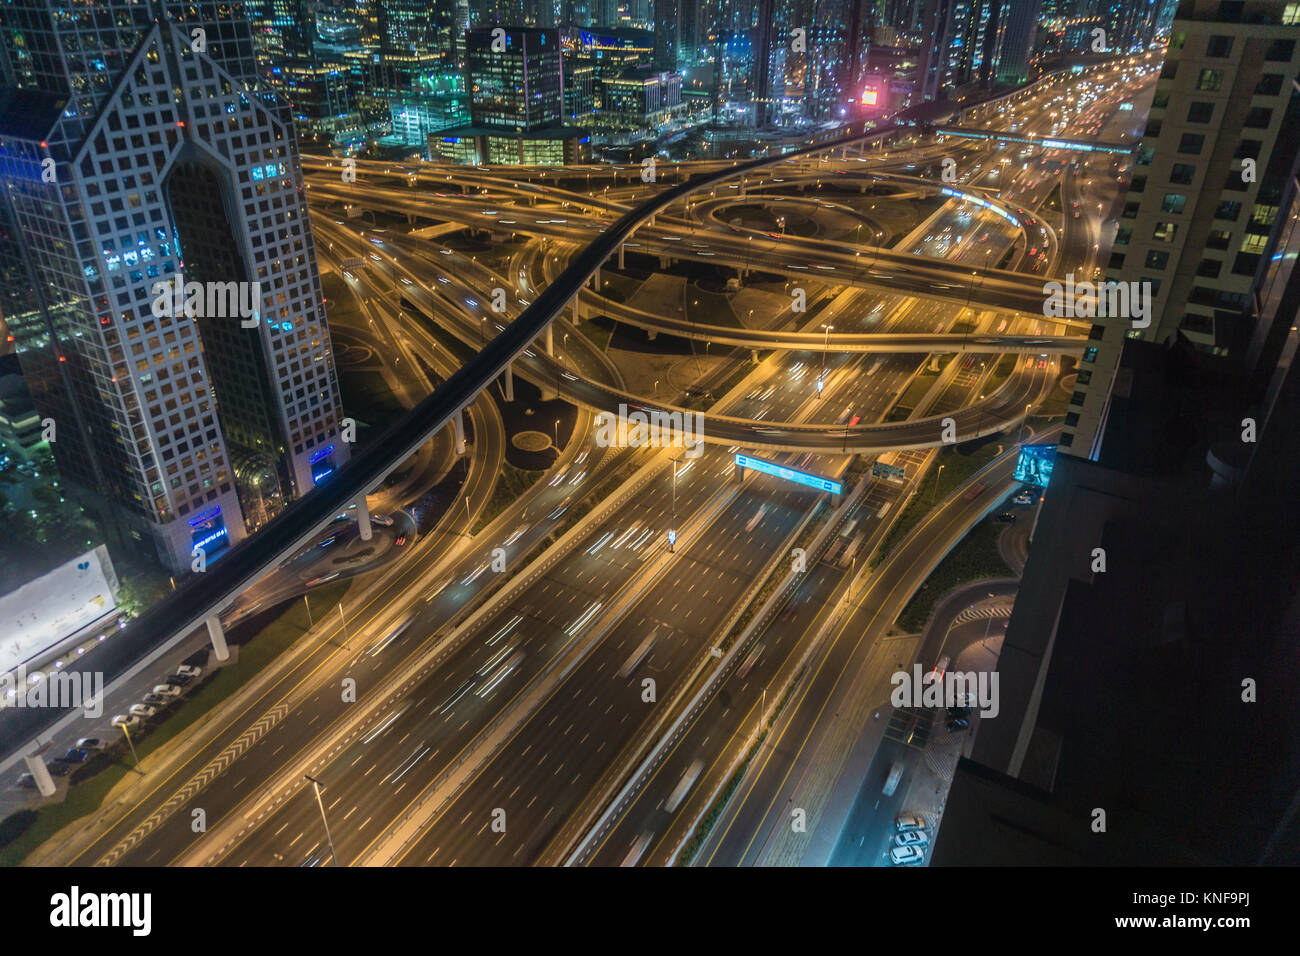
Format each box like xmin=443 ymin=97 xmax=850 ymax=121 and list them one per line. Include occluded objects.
xmin=736 ymin=454 xmax=842 ymax=494
xmin=1014 ymin=444 xmax=1057 ymax=487
xmin=0 ymin=545 xmax=119 ymax=673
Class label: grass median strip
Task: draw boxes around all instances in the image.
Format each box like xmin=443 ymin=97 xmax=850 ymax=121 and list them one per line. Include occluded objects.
xmin=676 ymin=666 xmax=805 ymax=866
xmin=895 ymin=518 xmax=1013 ymax=633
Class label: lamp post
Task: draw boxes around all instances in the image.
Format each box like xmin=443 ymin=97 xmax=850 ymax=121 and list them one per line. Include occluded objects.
xmin=305 ymin=775 xmax=341 ymax=867
xmin=819 ymin=323 xmax=833 ymax=396
xmin=121 ymin=723 xmax=144 ymax=775
xmin=337 ymin=602 xmax=350 ymax=651
xmin=931 ymin=464 xmax=945 ymax=503
xmin=669 ymin=458 xmax=678 ymax=553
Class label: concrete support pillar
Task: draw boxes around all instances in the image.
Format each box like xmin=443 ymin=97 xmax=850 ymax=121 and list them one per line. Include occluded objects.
xmin=504 ymin=363 xmax=514 ymax=402
xmin=23 ymin=753 xmax=55 ymax=797
xmin=545 ymin=323 xmax=554 ymax=356
xmin=206 ymin=614 xmax=229 ymax=662
xmin=659 ymin=256 xmax=672 ymax=270
xmin=594 ymin=266 xmax=601 ymax=289
xmin=571 ymin=296 xmax=581 ymax=326
xmin=734 ymin=460 xmax=745 ymax=482
xmin=454 ymin=408 xmax=466 ymax=456
xmin=355 ymin=494 xmax=372 ymax=542
xmin=618 ymin=244 xmax=625 ymax=269
xmin=752 ymin=350 xmax=759 ymax=364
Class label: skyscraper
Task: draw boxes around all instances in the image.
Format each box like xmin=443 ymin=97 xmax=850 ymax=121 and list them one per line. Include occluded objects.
xmin=653 ymin=0 xmax=680 ymax=72
xmin=0 ymin=1 xmax=349 ymax=570
xmin=467 ymin=26 xmax=564 ymax=130
xmin=1064 ymin=0 xmax=1300 ymax=459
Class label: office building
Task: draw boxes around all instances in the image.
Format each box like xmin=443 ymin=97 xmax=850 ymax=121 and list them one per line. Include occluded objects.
xmin=468 ymin=26 xmax=564 ymax=130
xmin=0 ymin=1 xmax=349 ymax=571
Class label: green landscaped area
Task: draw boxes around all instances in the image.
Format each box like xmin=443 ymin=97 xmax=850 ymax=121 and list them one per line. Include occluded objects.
xmin=0 ymin=581 xmax=350 ymax=865
xmin=869 ymin=441 xmax=1002 ymax=570
xmin=885 ymin=361 xmax=937 ymax=421
xmin=472 ymin=462 xmax=544 ymax=535
xmin=895 ymin=518 xmax=1013 ymax=633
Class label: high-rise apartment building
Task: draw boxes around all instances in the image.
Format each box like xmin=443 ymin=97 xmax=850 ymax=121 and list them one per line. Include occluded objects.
xmin=1064 ymin=0 xmax=1300 ymax=459
xmin=0 ymin=1 xmax=349 ymax=570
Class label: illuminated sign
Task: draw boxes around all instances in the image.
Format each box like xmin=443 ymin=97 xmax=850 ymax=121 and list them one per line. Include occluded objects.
xmin=861 ymin=89 xmax=879 ymax=106
xmin=735 ymin=454 xmax=842 ymax=494
xmin=1014 ymin=444 xmax=1057 ymax=487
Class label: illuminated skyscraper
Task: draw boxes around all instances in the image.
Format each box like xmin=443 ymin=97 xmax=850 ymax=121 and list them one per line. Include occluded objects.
xmin=0 ymin=1 xmax=349 ymax=570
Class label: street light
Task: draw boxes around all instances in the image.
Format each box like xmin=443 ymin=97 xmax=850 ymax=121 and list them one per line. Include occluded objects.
xmin=305 ymin=775 xmax=341 ymax=867
xmin=337 ymin=602 xmax=350 ymax=651
xmin=819 ymin=323 xmax=833 ymax=395
xmin=931 ymin=464 xmax=945 ymax=503
xmin=120 ymin=722 xmax=144 ymax=774
xmin=669 ymin=458 xmax=678 ymax=553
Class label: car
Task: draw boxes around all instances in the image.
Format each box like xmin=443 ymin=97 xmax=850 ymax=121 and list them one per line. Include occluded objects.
xmin=896 ymin=813 xmax=927 ymax=832
xmin=152 ymin=684 xmax=182 ymax=700
xmin=947 ymin=706 xmax=972 ymax=719
xmin=60 ymin=748 xmax=90 ymax=764
xmin=924 ymin=655 xmax=950 ymax=687
xmin=947 ymin=718 xmax=970 ymax=731
xmin=894 ymin=830 xmax=929 ymax=848
xmin=128 ymin=703 xmax=157 ymax=719
xmin=142 ymin=693 xmax=169 ymax=706
xmin=111 ymin=714 xmax=140 ymax=731
xmin=1013 ymin=490 xmax=1036 ymax=504
xmin=166 ymin=673 xmax=193 ymax=687
xmin=176 ymin=665 xmax=203 ymax=679
xmin=49 ymin=762 xmax=73 ymax=777
xmin=890 ymin=844 xmax=925 ymax=866
xmin=16 ymin=772 xmax=38 ymax=789
xmin=996 ymin=512 xmax=1017 ymax=523
xmin=75 ymin=737 xmax=103 ymax=751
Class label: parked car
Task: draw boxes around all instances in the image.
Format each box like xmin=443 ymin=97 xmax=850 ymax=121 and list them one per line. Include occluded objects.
xmin=142 ymin=693 xmax=169 ymax=707
xmin=995 ymin=512 xmax=1017 ymax=523
xmin=1013 ymin=490 xmax=1036 ymax=505
xmin=894 ymin=830 xmax=929 ymax=848
xmin=152 ymin=684 xmax=182 ymax=700
xmin=49 ymin=762 xmax=72 ymax=777
xmin=947 ymin=718 xmax=970 ymax=731
xmin=895 ymin=813 xmax=927 ymax=833
xmin=890 ymin=844 xmax=925 ymax=866
xmin=176 ymin=665 xmax=203 ymax=679
xmin=74 ymin=738 xmax=103 ymax=751
xmin=59 ymin=749 xmax=90 ymax=764
xmin=111 ymin=714 xmax=140 ymax=731
xmin=128 ymin=703 xmax=157 ymax=719
xmin=15 ymin=772 xmax=38 ymax=789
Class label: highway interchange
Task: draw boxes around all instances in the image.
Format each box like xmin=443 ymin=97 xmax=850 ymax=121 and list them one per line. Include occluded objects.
xmin=5 ymin=55 xmax=1155 ymax=868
